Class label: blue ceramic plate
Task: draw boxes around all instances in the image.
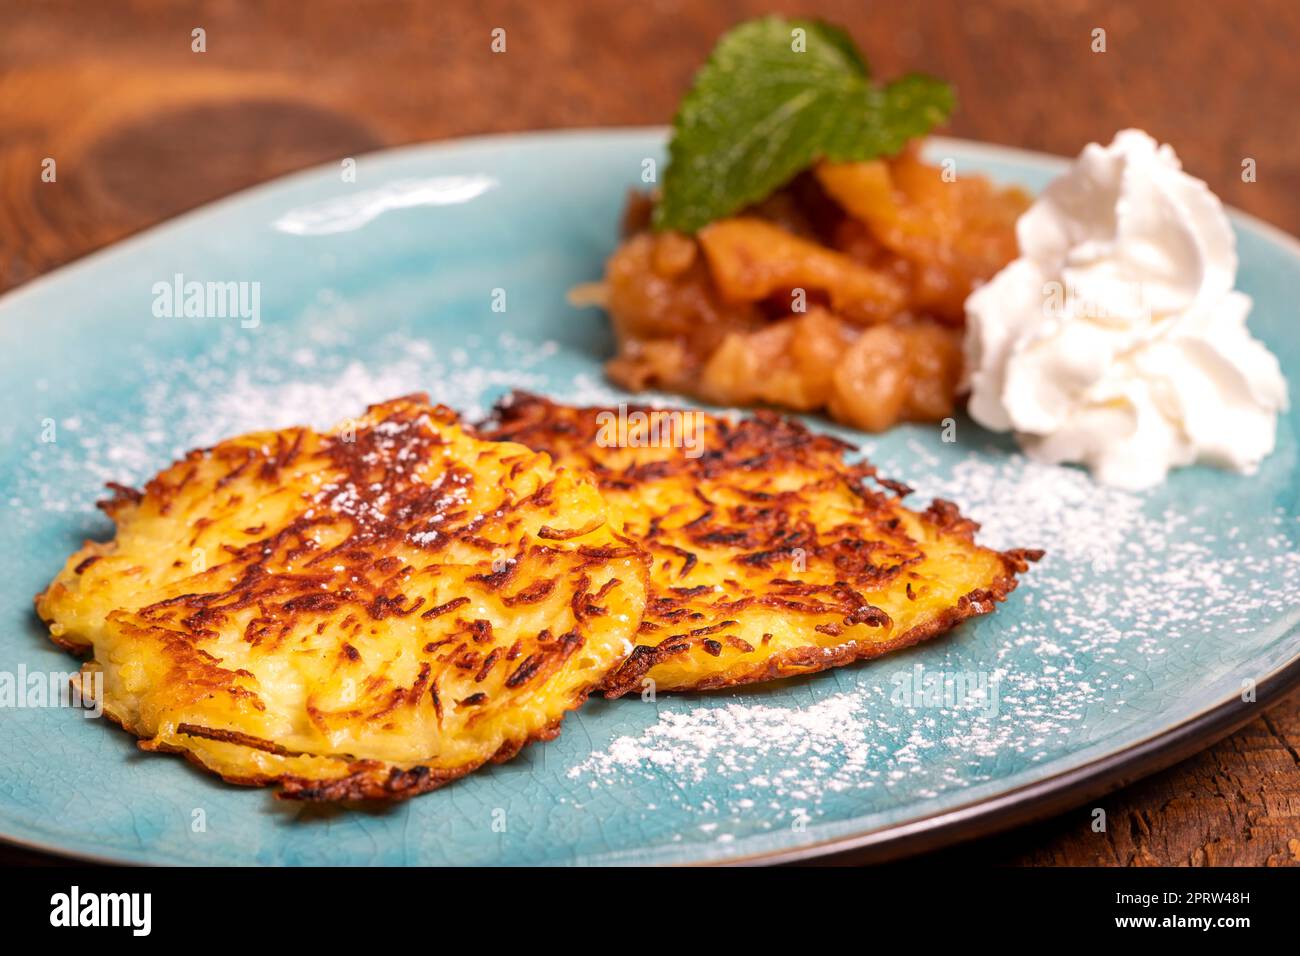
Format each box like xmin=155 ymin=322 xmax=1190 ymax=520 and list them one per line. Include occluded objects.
xmin=1 ymin=131 xmax=1297 ymax=866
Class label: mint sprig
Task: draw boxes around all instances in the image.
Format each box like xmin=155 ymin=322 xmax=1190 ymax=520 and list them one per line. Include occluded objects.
xmin=653 ymin=17 xmax=955 ymax=233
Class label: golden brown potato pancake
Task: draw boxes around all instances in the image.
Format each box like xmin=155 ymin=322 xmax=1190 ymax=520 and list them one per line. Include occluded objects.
xmin=480 ymin=393 xmax=1039 ymax=697
xmin=36 ymin=396 xmax=647 ymax=801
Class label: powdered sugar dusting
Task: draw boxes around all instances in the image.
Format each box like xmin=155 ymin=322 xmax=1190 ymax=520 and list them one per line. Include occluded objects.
xmin=10 ymin=326 xmax=624 ymax=522
xmin=565 ymin=436 xmax=1300 ymax=838
xmin=9 ymin=323 xmax=1298 ymax=848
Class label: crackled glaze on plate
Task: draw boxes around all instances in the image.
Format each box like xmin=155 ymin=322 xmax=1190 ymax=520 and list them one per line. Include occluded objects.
xmin=0 ymin=132 xmax=1296 ymax=865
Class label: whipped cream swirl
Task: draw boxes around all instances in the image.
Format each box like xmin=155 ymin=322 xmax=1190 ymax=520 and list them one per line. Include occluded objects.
xmin=964 ymin=129 xmax=1288 ymax=490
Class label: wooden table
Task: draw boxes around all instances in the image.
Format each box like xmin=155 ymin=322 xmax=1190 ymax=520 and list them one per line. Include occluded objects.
xmin=3 ymin=0 xmax=1298 ymax=866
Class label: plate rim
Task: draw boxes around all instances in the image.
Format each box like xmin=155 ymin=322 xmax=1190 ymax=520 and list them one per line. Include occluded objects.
xmin=2 ymin=128 xmax=1298 ymax=867
xmin=730 ymin=655 xmax=1300 ymax=865
xmin=4 ymin=127 xmax=1300 ymax=311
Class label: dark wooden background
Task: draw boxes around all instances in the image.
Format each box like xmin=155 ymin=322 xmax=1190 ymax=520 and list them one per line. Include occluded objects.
xmin=3 ymin=0 xmax=1298 ymax=866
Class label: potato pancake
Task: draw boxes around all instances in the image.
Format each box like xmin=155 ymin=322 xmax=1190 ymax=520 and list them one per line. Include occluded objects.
xmin=36 ymin=396 xmax=647 ymax=801
xmin=481 ymin=393 xmax=1039 ymax=697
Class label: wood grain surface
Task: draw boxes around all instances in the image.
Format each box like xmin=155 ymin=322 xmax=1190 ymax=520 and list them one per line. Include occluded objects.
xmin=3 ymin=0 xmax=1298 ymax=866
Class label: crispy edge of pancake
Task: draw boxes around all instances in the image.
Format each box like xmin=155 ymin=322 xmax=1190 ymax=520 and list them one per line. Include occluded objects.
xmin=64 ymin=650 xmax=605 ymax=802
xmin=36 ymin=395 xmax=649 ymax=802
xmin=478 ymin=392 xmax=1042 ymax=698
xmin=600 ymin=501 xmax=1037 ymax=697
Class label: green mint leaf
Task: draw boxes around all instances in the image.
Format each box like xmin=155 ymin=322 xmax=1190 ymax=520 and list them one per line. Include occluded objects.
xmin=838 ymin=74 xmax=956 ymax=160
xmin=653 ymin=17 xmax=954 ymax=233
